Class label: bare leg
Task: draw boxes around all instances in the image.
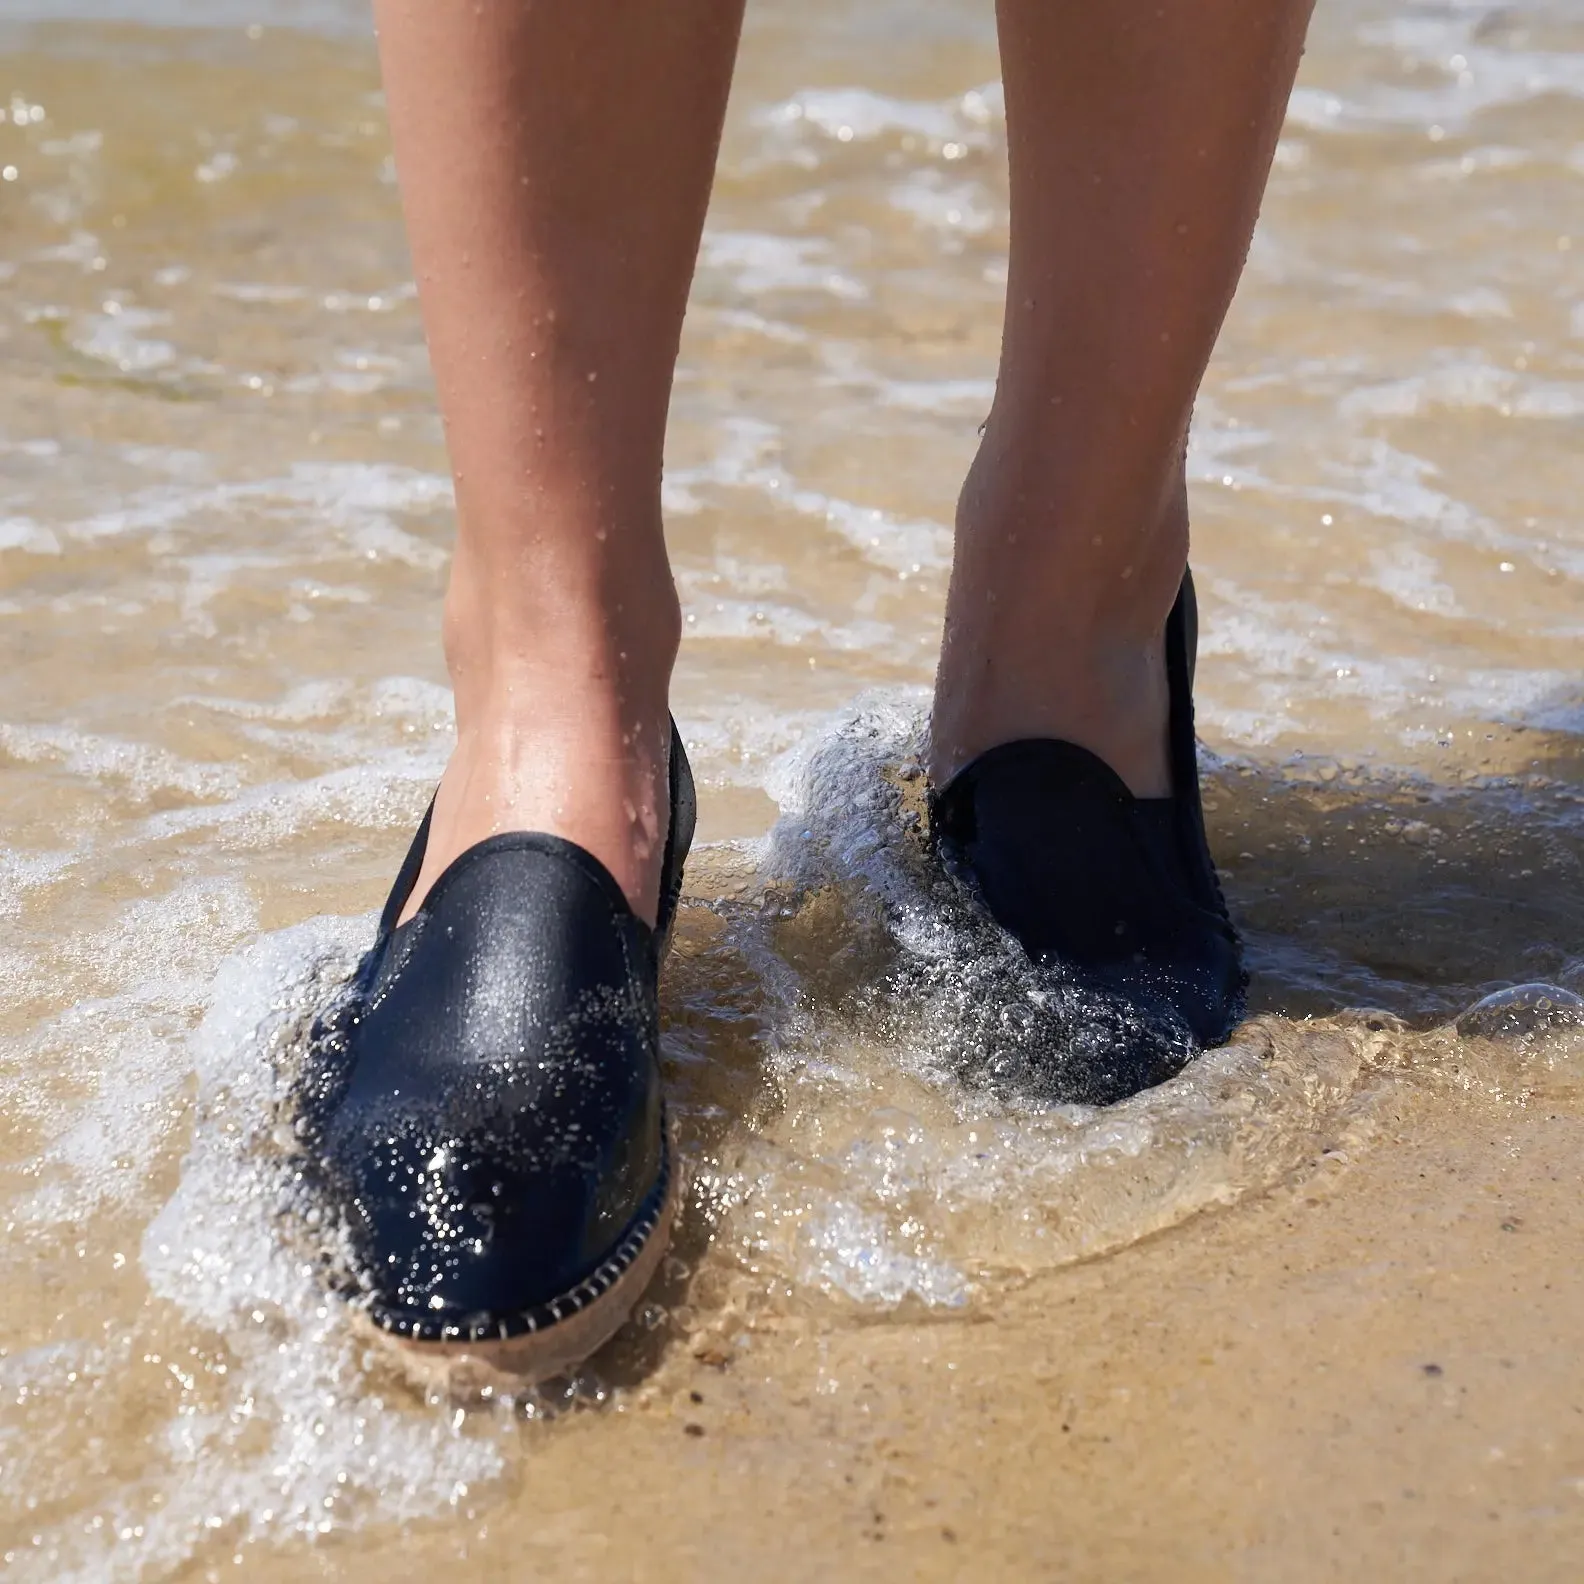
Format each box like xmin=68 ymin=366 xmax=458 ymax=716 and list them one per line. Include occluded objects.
xmin=931 ymin=0 xmax=1315 ymax=794
xmin=373 ymin=0 xmax=744 ymax=924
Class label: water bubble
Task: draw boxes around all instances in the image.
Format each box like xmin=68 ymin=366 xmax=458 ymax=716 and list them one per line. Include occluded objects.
xmin=1455 ymin=984 xmax=1584 ymax=1041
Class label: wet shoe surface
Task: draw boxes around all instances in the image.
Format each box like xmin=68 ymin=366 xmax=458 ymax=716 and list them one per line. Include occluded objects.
xmin=930 ymin=573 xmax=1244 ymax=1094
xmin=294 ymin=728 xmax=696 ymax=1344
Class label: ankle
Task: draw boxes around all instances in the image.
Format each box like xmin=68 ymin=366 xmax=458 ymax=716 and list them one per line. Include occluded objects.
xmin=954 ymin=425 xmax=1189 ymax=630
xmin=399 ymin=548 xmax=681 ymax=927
xmin=415 ymin=684 xmax=676 ymax=927
xmin=932 ymin=628 xmax=1170 ymax=791
xmin=930 ymin=443 xmax=1187 ymax=795
xmin=442 ymin=541 xmax=681 ymax=729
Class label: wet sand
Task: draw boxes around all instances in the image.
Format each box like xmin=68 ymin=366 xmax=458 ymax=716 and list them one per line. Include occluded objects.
xmin=208 ymin=1077 xmax=1584 ymax=1583
xmin=549 ymin=1093 xmax=1584 ymax=1584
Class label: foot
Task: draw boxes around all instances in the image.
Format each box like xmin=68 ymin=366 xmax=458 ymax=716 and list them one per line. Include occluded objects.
xmin=401 ymin=695 xmax=674 ymax=929
xmin=928 ymin=438 xmax=1189 ymax=796
xmin=932 ymin=623 xmax=1173 ymax=797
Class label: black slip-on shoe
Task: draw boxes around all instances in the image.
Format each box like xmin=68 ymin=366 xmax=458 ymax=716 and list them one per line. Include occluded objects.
xmin=294 ymin=724 xmax=696 ymax=1386
xmin=930 ymin=571 xmax=1244 ymax=1095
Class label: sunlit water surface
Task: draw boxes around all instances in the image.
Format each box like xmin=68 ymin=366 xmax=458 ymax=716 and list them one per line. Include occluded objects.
xmin=1 ymin=0 xmax=1582 ymax=1576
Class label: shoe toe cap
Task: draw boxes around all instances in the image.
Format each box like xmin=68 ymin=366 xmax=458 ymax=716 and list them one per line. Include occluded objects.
xmin=329 ymin=1108 xmax=665 ymax=1338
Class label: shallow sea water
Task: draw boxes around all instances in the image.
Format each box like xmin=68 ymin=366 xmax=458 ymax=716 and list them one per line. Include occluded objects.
xmin=0 ymin=0 xmax=1582 ymax=1578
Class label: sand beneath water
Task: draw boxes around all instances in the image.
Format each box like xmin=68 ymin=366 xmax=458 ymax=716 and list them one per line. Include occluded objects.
xmin=269 ymin=1083 xmax=1575 ymax=1584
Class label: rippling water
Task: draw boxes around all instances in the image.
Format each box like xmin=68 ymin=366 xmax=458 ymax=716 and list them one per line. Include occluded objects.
xmin=1 ymin=1 xmax=1582 ymax=1577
